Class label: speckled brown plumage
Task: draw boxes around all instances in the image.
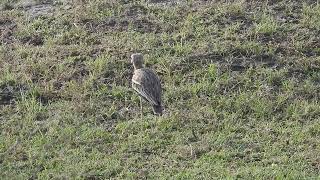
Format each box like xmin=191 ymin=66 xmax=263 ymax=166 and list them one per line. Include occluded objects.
xmin=131 ymin=53 xmax=163 ymax=115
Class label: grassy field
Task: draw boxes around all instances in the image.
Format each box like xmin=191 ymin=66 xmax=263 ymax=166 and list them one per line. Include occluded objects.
xmin=1 ymin=0 xmax=320 ymax=179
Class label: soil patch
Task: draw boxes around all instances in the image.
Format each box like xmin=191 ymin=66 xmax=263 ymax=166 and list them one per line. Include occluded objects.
xmin=0 ymin=81 xmax=28 ymax=105
xmin=185 ymin=51 xmax=277 ymax=73
xmin=15 ymin=0 xmax=54 ymax=19
xmin=0 ymin=19 xmax=17 ymax=45
xmin=83 ymin=17 xmax=161 ymax=34
xmin=20 ymin=34 xmax=44 ymax=46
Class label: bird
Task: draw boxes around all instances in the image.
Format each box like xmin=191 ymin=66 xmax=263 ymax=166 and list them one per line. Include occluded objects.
xmin=131 ymin=53 xmax=163 ymax=117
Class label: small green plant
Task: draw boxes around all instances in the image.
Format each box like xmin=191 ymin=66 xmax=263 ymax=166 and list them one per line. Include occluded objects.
xmin=254 ymin=13 xmax=278 ymax=35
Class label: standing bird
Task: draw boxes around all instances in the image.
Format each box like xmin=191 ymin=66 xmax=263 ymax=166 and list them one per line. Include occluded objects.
xmin=131 ymin=53 xmax=163 ymax=116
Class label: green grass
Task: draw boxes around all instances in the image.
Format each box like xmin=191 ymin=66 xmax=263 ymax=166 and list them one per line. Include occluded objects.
xmin=1 ymin=0 xmax=320 ymax=179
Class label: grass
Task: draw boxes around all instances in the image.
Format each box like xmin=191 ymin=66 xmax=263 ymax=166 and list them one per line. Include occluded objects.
xmin=0 ymin=0 xmax=320 ymax=179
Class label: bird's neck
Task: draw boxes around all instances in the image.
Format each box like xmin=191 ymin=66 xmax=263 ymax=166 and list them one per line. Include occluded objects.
xmin=134 ymin=64 xmax=143 ymax=70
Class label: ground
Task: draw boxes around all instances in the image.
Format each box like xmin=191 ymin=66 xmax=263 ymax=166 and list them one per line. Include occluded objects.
xmin=0 ymin=0 xmax=320 ymax=179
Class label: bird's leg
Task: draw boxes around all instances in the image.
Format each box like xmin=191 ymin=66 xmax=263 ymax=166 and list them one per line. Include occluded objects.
xmin=140 ymin=96 xmax=143 ymax=119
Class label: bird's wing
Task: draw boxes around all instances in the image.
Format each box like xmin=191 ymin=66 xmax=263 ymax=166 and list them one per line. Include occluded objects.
xmin=132 ymin=69 xmax=161 ymax=106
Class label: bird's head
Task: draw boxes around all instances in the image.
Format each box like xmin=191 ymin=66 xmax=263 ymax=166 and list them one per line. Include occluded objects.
xmin=131 ymin=53 xmax=144 ymax=69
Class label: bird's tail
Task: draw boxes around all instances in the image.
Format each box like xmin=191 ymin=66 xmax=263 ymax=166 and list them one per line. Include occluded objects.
xmin=153 ymin=105 xmax=163 ymax=116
